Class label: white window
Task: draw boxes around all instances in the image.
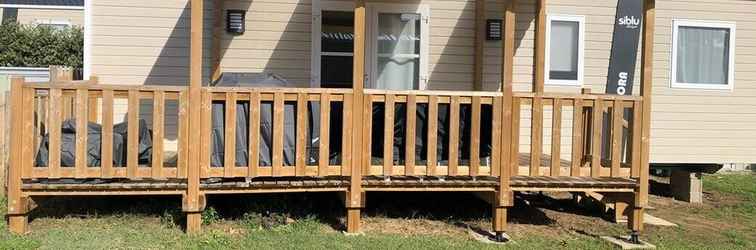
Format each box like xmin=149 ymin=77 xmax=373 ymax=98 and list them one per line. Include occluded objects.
xmin=671 ymin=20 xmax=735 ymax=90
xmin=545 ymin=15 xmax=584 ymax=86
xmin=367 ymin=3 xmax=429 ymax=90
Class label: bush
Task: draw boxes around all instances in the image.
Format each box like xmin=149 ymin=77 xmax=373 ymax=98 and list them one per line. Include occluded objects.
xmin=0 ymin=22 xmax=83 ymax=68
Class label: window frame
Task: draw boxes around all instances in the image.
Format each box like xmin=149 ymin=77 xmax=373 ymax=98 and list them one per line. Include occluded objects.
xmin=311 ymin=0 xmax=355 ymax=88
xmin=366 ymin=3 xmax=430 ymax=90
xmin=34 ymin=19 xmax=72 ymax=29
xmin=544 ymin=14 xmax=585 ymax=86
xmin=670 ymin=20 xmax=736 ymax=90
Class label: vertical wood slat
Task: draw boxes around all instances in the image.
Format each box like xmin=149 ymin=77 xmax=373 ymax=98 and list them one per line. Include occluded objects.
xmin=470 ymin=96 xmax=481 ymax=176
xmin=362 ymin=96 xmax=372 ymax=175
xmin=570 ymin=99 xmax=584 ymax=176
xmin=248 ymin=91 xmax=261 ymax=177
xmin=490 ymin=96 xmax=502 ymax=176
xmin=101 ymin=90 xmax=114 ymax=178
xmin=382 ymin=94 xmax=395 ymax=176
xmin=21 ymin=88 xmax=34 ymax=178
xmin=126 ymin=90 xmax=139 ymax=179
xmin=74 ymin=88 xmax=88 ymax=178
xmin=272 ymin=92 xmax=285 ymax=176
xmin=152 ymin=91 xmax=165 ymax=179
xmin=341 ymin=94 xmax=353 ymax=176
xmin=591 ymin=98 xmax=604 ymax=177
xmin=530 ymin=97 xmax=543 ymax=176
xmin=318 ymin=93 xmax=330 ymax=176
xmin=631 ymin=100 xmax=642 ymax=178
xmin=448 ymin=96 xmax=460 ymax=176
xmin=177 ymin=90 xmax=189 ymax=177
xmin=510 ymin=97 xmax=521 ymax=176
xmin=405 ymin=95 xmax=417 ymax=175
xmin=611 ymin=99 xmax=623 ymax=177
xmin=426 ymin=96 xmax=438 ymax=176
xmin=199 ymin=89 xmax=212 ymax=177
xmin=224 ymin=92 xmax=237 ymax=177
xmin=295 ymin=93 xmax=307 ymax=176
xmin=550 ymin=98 xmax=562 ymax=176
xmin=47 ymin=88 xmax=62 ymax=178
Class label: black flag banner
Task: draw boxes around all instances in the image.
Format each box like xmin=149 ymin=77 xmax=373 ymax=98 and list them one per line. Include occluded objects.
xmin=606 ymin=0 xmax=643 ymax=95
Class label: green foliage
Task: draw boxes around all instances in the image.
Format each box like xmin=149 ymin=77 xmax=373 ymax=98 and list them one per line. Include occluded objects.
xmin=202 ymin=207 xmax=221 ymax=225
xmin=0 ymin=22 xmax=83 ymax=68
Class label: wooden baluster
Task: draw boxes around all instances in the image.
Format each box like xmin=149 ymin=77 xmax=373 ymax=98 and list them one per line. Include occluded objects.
xmin=295 ymin=93 xmax=307 ymax=176
xmin=362 ymin=95 xmax=373 ymax=175
xmin=470 ymin=96 xmax=482 ymax=176
xmin=550 ymin=98 xmax=562 ymax=176
xmin=449 ymin=96 xmax=460 ymax=176
xmin=48 ymin=88 xmax=62 ymax=178
xmin=152 ymin=91 xmax=165 ymax=179
xmin=272 ymin=92 xmax=285 ymax=176
xmin=199 ymin=89 xmax=211 ymax=177
xmin=570 ymin=98 xmax=584 ymax=176
xmin=383 ymin=94 xmax=395 ymax=176
xmin=530 ymin=97 xmax=543 ymax=176
xmin=127 ymin=89 xmax=139 ymax=179
xmin=631 ymin=100 xmax=642 ymax=178
xmin=21 ymin=87 xmax=34 ymax=179
xmin=318 ymin=93 xmax=330 ymax=176
xmin=611 ymin=99 xmax=623 ymax=177
xmin=178 ymin=90 xmax=189 ymax=178
xmin=341 ymin=94 xmax=353 ymax=176
xmin=74 ymin=88 xmax=88 ymax=178
xmin=426 ymin=96 xmax=438 ymax=176
xmin=490 ymin=96 xmax=502 ymax=176
xmin=405 ymin=95 xmax=417 ymax=175
xmin=248 ymin=91 xmax=261 ymax=177
xmin=510 ymin=97 xmax=521 ymax=176
xmin=591 ymin=98 xmax=604 ymax=177
xmin=101 ymin=90 xmax=114 ymax=178
xmin=224 ymin=92 xmax=237 ymax=177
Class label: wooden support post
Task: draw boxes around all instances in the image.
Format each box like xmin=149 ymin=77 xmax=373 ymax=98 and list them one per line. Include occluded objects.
xmin=533 ymin=0 xmax=547 ymax=94
xmin=7 ymin=77 xmax=30 ymax=234
xmin=493 ymin=0 xmax=517 ymax=237
xmin=186 ymin=0 xmax=205 ymax=234
xmin=629 ymin=0 xmax=655 ymax=237
xmin=473 ymin=0 xmax=486 ymax=91
xmin=347 ymin=0 xmax=367 ymax=234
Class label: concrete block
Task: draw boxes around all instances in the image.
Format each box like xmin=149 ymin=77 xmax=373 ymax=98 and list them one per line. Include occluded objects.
xmin=670 ymin=170 xmax=702 ymax=203
xmin=601 ymin=236 xmax=656 ymax=249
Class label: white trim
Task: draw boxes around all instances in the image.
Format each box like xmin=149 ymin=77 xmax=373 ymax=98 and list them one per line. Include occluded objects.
xmin=670 ymin=19 xmax=736 ymax=91
xmin=83 ymin=0 xmax=92 ymax=80
xmin=310 ymin=0 xmax=355 ymax=88
xmin=544 ymin=14 xmax=585 ymax=86
xmin=366 ymin=3 xmax=430 ymax=90
xmin=0 ymin=4 xmax=84 ymax=10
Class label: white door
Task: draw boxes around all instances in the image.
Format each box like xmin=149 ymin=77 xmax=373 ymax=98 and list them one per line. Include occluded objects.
xmin=367 ymin=3 xmax=429 ymax=90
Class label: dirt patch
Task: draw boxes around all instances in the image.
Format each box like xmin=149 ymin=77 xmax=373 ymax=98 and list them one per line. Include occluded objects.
xmin=361 ymin=217 xmax=468 ymax=238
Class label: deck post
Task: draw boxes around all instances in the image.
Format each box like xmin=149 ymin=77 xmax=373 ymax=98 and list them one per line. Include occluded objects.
xmin=473 ymin=0 xmax=486 ymax=90
xmin=346 ymin=0 xmax=367 ymax=234
xmin=533 ymin=0 xmax=546 ymax=94
xmin=210 ymin=0 xmax=224 ymax=82
xmin=7 ymin=77 xmax=29 ymax=234
xmin=629 ymin=0 xmax=655 ymax=241
xmin=185 ymin=0 xmax=205 ymax=234
xmin=493 ymin=0 xmax=517 ymax=240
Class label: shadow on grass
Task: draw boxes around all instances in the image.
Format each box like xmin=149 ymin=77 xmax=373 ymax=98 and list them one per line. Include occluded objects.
xmin=24 ymin=191 xmax=618 ymax=232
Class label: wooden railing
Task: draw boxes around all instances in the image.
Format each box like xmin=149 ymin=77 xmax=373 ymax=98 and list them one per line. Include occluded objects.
xmin=363 ymin=89 xmax=504 ymax=177
xmin=199 ymin=87 xmax=355 ymax=178
xmin=512 ymin=93 xmax=643 ymax=178
xmin=19 ymin=82 xmax=188 ymax=180
xmin=13 ymin=80 xmax=642 ymax=182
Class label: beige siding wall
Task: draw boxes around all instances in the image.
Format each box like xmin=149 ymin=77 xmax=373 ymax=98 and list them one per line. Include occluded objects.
xmin=0 ymin=8 xmax=83 ymax=26
xmin=90 ymin=0 xmax=756 ymax=164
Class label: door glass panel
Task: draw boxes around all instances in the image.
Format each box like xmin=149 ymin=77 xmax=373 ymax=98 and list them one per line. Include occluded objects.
xmin=376 ymin=13 xmax=421 ymax=90
xmin=321 ymin=11 xmax=354 ymax=88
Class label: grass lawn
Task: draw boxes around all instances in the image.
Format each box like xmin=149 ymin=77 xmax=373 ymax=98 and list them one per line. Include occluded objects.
xmin=1 ymin=173 xmax=754 ymax=249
